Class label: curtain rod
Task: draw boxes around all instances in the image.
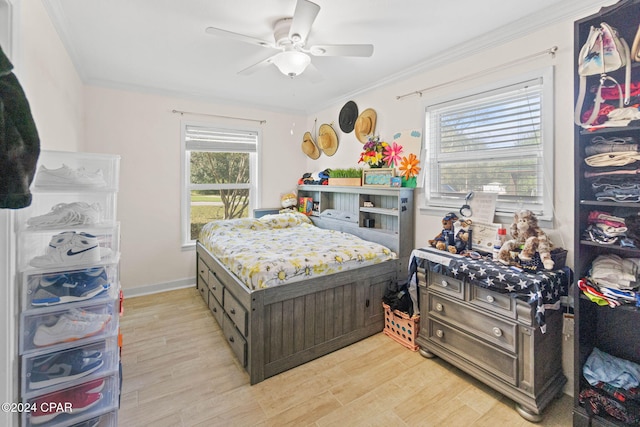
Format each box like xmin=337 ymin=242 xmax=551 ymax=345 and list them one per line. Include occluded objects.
xmin=396 ymin=46 xmax=558 ymax=101
xmin=171 ymin=109 xmax=266 ymax=124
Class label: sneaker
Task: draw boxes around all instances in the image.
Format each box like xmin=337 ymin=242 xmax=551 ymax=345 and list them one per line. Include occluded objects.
xmin=33 ymin=315 xmax=108 ymax=347
xmin=30 ymin=349 xmax=104 ymax=390
xmin=75 ymin=378 xmax=106 ymax=394
xmin=27 ymin=202 xmax=102 ymax=229
xmin=65 ymin=308 xmax=112 ymax=324
xmin=30 ymin=232 xmax=101 ymax=268
xmin=39 ymin=267 xmax=108 ymax=288
xmin=31 ymin=280 xmax=109 ymax=307
xmin=32 ymin=268 xmax=110 ymax=307
xmin=34 ymin=164 xmax=106 ymax=188
xmin=30 ymin=389 xmax=103 ymax=425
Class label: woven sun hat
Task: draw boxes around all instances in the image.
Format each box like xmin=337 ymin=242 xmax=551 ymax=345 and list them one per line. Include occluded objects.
xmin=354 ymin=108 xmax=377 ymax=143
xmin=301 ymin=131 xmax=320 ymax=159
xmin=338 ymin=101 xmax=358 ymax=133
xmin=318 ymin=124 xmax=338 ymax=156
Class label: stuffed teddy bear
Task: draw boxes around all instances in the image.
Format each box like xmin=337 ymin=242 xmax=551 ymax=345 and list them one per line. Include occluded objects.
xmin=454 ymin=218 xmax=473 ymax=253
xmin=497 ymin=210 xmax=554 ymax=270
xmin=280 ymin=192 xmax=297 ymax=212
xmin=429 ymin=212 xmax=459 ymax=253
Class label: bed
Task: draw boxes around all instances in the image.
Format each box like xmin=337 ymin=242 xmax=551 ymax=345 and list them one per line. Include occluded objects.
xmin=196 ymin=211 xmax=399 ymax=384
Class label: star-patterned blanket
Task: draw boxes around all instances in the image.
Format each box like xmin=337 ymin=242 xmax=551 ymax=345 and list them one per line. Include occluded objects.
xmin=409 ymin=247 xmax=571 ymax=333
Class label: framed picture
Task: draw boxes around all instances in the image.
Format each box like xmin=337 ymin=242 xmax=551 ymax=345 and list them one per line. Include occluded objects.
xmin=363 ymin=168 xmax=394 ymax=187
xmin=390 ymin=177 xmax=402 ymax=187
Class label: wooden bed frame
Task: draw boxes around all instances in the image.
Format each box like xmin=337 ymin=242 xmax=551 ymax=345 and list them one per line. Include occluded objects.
xmin=196 ymin=241 xmax=397 ymax=385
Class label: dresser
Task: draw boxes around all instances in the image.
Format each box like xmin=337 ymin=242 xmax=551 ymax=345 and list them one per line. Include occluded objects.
xmin=412 ymin=248 xmax=568 ymax=422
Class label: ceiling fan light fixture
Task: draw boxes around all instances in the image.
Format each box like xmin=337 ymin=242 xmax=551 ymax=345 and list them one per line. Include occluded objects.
xmin=271 ymin=50 xmax=311 ymax=77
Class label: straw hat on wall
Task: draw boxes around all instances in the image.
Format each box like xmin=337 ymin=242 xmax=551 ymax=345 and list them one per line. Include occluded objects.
xmin=301 ymin=131 xmax=320 ymax=159
xmin=354 ymin=108 xmax=377 ymax=143
xmin=318 ymin=124 xmax=338 ymax=156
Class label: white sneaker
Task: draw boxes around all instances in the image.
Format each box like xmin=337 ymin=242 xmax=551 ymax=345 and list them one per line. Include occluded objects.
xmin=33 ymin=315 xmax=107 ymax=347
xmin=35 ymin=164 xmax=106 ymax=188
xmin=27 ymin=202 xmax=102 ymax=228
xmin=65 ymin=308 xmax=112 ymax=324
xmin=30 ymin=232 xmax=101 ymax=268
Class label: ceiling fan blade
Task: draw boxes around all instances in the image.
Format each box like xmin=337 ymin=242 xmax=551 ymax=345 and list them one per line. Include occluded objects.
xmin=289 ymin=0 xmax=320 ymax=43
xmin=309 ymin=44 xmax=374 ymax=57
xmin=238 ymin=55 xmax=278 ymax=76
xmin=205 ymin=26 xmax=275 ymax=48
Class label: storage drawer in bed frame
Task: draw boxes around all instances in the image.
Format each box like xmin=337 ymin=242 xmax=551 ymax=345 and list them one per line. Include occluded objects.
xmin=196 ymin=242 xmax=397 ymax=384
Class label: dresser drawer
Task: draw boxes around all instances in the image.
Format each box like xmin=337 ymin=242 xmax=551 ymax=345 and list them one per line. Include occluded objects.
xmin=223 ymin=314 xmax=247 ymax=367
xmin=208 ymin=269 xmax=224 ymax=304
xmin=197 ymin=274 xmax=208 ymax=304
xmin=428 ymin=293 xmax=516 ymax=353
xmin=208 ymin=291 xmax=223 ymax=326
xmin=427 ymin=318 xmax=517 ymax=385
xmin=428 ymin=272 xmax=464 ymax=300
xmin=223 ymin=289 xmax=248 ymax=336
xmin=469 ymin=286 xmax=515 ymax=319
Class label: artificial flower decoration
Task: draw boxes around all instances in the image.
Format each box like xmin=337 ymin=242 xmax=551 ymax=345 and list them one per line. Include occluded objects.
xmin=399 ymin=153 xmax=421 ymax=179
xmin=383 ymin=142 xmax=404 ymax=168
xmin=358 ymin=136 xmax=388 ymax=168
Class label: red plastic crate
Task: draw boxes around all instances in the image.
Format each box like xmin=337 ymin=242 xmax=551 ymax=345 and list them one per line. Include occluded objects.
xmin=383 ymin=303 xmax=420 ymax=351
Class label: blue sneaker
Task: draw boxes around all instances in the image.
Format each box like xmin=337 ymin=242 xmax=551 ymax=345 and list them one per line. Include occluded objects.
xmin=32 ymin=267 xmax=110 ymax=306
xmin=29 ymin=348 xmax=104 ymax=390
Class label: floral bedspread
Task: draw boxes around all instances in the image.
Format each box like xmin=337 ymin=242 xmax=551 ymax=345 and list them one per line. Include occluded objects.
xmin=199 ymin=212 xmax=396 ymax=290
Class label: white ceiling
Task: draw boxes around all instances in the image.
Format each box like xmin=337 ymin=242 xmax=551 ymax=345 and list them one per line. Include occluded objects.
xmin=43 ymin=0 xmax=607 ymax=114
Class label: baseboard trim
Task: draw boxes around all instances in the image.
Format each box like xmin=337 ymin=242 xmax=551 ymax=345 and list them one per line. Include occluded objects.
xmin=123 ymin=277 xmax=195 ymax=299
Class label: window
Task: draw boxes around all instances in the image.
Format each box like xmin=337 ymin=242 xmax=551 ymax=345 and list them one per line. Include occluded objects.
xmin=425 ymin=68 xmax=554 ymax=219
xmin=182 ymin=123 xmax=259 ymax=245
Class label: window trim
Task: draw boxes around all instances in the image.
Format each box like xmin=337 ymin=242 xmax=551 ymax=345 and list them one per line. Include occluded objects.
xmin=421 ymin=66 xmax=555 ymax=222
xmin=180 ymin=120 xmax=261 ymax=248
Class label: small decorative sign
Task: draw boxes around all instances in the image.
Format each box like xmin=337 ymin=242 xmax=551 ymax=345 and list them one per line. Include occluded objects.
xmin=363 ymin=168 xmax=394 ymax=187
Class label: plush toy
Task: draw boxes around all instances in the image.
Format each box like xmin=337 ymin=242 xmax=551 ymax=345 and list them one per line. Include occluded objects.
xmin=497 ymin=210 xmax=554 ymax=270
xmin=280 ymin=192 xmax=297 ymax=212
xmin=454 ymin=218 xmax=473 ymax=253
xmin=429 ymin=212 xmax=459 ymax=253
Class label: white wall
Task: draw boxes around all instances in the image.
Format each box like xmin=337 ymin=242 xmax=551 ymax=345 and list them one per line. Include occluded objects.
xmin=20 ymin=0 xmax=84 ymax=152
xmin=83 ymin=86 xmax=305 ymax=292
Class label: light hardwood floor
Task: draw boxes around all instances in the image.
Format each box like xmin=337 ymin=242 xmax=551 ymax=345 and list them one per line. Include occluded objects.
xmin=118 ymin=287 xmax=572 ymax=426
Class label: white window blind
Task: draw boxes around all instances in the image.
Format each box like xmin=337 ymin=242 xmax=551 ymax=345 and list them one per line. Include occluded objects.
xmin=185 ymin=125 xmax=258 ymax=152
xmin=426 ymin=75 xmax=553 ymax=217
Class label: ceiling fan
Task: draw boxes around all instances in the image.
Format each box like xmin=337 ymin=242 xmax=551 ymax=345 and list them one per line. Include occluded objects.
xmin=205 ymin=0 xmax=374 ymax=78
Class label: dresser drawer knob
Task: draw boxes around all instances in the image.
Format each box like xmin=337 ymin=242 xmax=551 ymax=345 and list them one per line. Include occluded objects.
xmin=436 ymin=329 xmax=444 ymax=338
xmin=440 ymin=280 xmax=448 ymax=287
xmin=486 ymin=295 xmax=495 ymax=303
xmin=229 ymin=336 xmax=235 ymax=343
xmin=435 ymin=303 xmax=443 ymax=312
xmin=492 ymin=327 xmax=503 ymax=337
xmin=230 ymin=308 xmax=236 ymax=315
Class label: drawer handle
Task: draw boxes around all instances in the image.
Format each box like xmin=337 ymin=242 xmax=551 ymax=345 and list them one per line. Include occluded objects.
xmin=440 ymin=280 xmax=448 ymax=287
xmin=229 ymin=336 xmax=235 ymax=343
xmin=212 ymin=285 xmax=216 ymax=291
xmin=492 ymin=327 xmax=503 ymax=337
xmin=435 ymin=303 xmax=443 ymax=312
xmin=230 ymin=308 xmax=236 ymax=315
xmin=486 ymin=295 xmax=495 ymax=303
xmin=436 ymin=329 xmax=444 ymax=338
xmin=212 ymin=307 xmax=217 ymax=313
